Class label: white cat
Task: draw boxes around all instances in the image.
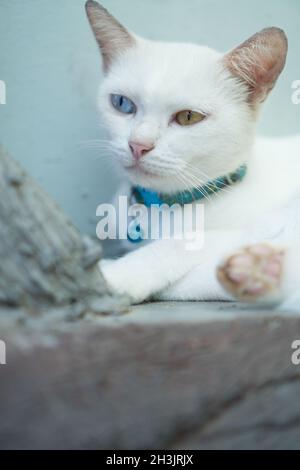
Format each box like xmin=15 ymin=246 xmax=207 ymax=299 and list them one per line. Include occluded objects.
xmin=86 ymin=0 xmax=300 ymax=309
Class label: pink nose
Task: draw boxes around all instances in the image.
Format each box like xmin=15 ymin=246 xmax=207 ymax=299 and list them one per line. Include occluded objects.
xmin=129 ymin=141 xmax=154 ymax=160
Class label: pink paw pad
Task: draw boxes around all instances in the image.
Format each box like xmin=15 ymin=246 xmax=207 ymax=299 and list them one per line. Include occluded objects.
xmin=217 ymin=243 xmax=285 ymax=302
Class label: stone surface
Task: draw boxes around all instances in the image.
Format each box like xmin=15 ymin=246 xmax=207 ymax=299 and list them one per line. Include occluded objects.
xmin=1 ymin=301 xmax=300 ymax=450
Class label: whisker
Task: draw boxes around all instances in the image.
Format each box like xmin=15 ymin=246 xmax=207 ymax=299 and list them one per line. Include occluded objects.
xmin=183 ymin=162 xmax=233 ymax=197
xmin=177 ymin=169 xmax=212 ymax=203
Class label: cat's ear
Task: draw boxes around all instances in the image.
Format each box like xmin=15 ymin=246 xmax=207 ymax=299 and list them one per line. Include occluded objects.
xmin=224 ymin=27 xmax=288 ymax=105
xmin=85 ymin=1 xmax=135 ymax=72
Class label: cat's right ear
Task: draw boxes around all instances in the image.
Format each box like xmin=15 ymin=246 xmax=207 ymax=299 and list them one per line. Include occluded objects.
xmin=223 ymin=27 xmax=288 ymax=106
xmin=85 ymin=1 xmax=135 ymax=72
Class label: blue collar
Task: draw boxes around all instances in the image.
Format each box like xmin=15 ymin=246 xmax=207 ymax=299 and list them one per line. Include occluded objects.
xmin=132 ymin=164 xmax=247 ymax=207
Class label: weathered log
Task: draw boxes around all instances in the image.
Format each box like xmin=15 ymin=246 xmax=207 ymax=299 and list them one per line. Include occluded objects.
xmin=0 ymin=145 xmax=116 ymax=313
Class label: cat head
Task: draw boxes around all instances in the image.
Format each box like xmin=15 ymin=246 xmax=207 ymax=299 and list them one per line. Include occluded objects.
xmin=86 ymin=0 xmax=288 ymax=193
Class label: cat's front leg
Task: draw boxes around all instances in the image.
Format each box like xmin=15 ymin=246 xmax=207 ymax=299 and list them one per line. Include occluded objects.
xmin=99 ymin=239 xmax=204 ymax=303
xmin=99 ymin=230 xmax=244 ymax=303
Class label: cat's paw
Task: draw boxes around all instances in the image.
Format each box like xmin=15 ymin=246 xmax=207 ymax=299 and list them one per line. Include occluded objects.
xmin=99 ymin=259 xmax=147 ymax=304
xmin=216 ymin=243 xmax=285 ymax=303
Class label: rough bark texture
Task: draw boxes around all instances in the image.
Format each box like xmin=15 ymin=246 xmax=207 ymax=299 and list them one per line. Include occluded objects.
xmin=0 ymin=146 xmax=112 ymax=312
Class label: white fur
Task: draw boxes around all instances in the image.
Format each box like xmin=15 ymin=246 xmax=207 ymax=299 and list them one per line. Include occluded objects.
xmin=90 ymin=18 xmax=299 ymax=309
xmin=98 ymin=37 xmax=253 ymax=193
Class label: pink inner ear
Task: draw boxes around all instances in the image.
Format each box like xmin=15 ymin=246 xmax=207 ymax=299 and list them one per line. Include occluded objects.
xmin=224 ymin=27 xmax=288 ymax=105
xmin=86 ymin=0 xmax=135 ymax=72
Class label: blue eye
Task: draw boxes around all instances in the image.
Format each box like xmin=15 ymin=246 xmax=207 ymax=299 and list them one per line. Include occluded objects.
xmin=110 ymin=94 xmax=136 ymax=114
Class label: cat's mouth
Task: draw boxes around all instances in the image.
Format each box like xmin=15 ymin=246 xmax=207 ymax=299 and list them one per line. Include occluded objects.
xmin=126 ymin=165 xmax=160 ymax=178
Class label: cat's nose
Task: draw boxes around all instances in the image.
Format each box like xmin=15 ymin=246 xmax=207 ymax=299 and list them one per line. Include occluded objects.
xmin=129 ymin=141 xmax=155 ymax=160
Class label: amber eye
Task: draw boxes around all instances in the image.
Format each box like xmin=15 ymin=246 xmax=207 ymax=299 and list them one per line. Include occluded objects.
xmin=175 ymin=110 xmax=206 ymax=126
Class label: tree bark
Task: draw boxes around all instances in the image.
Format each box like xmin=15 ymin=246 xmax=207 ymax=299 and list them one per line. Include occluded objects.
xmin=0 ymin=145 xmax=116 ymax=314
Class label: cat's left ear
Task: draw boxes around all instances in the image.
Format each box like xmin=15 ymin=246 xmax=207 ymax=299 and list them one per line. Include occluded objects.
xmin=223 ymin=27 xmax=288 ymax=105
xmin=85 ymin=1 xmax=135 ymax=72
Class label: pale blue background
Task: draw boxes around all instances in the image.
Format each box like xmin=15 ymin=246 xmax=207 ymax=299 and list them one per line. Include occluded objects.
xmin=0 ymin=0 xmax=300 ymax=234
